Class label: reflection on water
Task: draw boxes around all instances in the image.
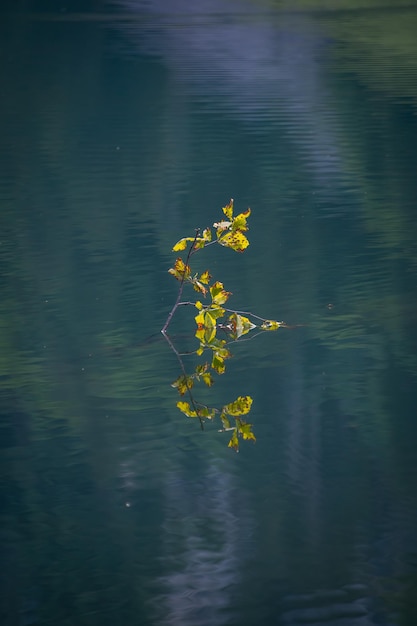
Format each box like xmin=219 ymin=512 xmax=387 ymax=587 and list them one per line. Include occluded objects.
xmin=153 ymin=463 xmax=253 ymax=625
xmin=1 ymin=1 xmax=417 ymax=625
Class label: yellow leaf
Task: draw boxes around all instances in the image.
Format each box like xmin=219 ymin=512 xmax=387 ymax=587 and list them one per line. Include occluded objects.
xmin=228 ymin=429 xmax=239 ymax=452
xmin=212 ymin=353 xmax=225 ymax=374
xmin=172 ymin=238 xmax=189 ymax=251
xmin=228 ymin=313 xmax=256 ymax=339
xmin=260 ymin=320 xmax=282 ymax=331
xmin=176 ymin=401 xmax=198 ymax=418
xmin=199 ymin=270 xmax=211 ymax=285
xmin=195 ymin=300 xmax=203 ymax=310
xmin=219 ymin=230 xmax=249 ymax=252
xmin=171 ymin=375 xmax=193 ymax=396
xmin=222 ymin=198 xmax=234 ymax=220
xmin=224 ymin=396 xmax=253 ymax=416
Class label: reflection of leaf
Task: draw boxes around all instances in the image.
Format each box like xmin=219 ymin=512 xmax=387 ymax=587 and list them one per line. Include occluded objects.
xmin=177 ymin=401 xmax=198 ymax=418
xmin=260 ymin=319 xmax=282 ymax=331
xmin=171 ymin=375 xmax=193 ymax=396
xmin=237 ymin=418 xmax=256 ymax=442
xmin=228 ymin=429 xmax=239 ymax=451
xmin=228 ymin=313 xmax=256 ymax=339
xmin=212 ymin=353 xmax=225 ymax=374
xmin=223 ymin=395 xmax=253 ymax=416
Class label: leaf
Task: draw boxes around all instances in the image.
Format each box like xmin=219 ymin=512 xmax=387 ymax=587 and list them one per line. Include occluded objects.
xmin=223 ymin=395 xmax=253 ymax=416
xmin=192 ymin=280 xmax=208 ymax=296
xmin=172 ymin=238 xmax=189 ymax=251
xmin=168 ymin=257 xmax=191 ymax=281
xmin=176 ymin=401 xmax=198 ymax=418
xmin=202 ymin=372 xmax=214 ymax=387
xmin=218 ymin=230 xmax=249 ymax=252
xmin=210 ymin=281 xmax=231 ymax=305
xmin=195 ymin=311 xmax=217 ymax=344
xmin=228 ymin=313 xmax=256 ymax=339
xmin=202 ymin=227 xmax=212 ymax=242
xmin=199 ymin=270 xmax=212 ymax=284
xmin=236 ymin=419 xmax=256 ymax=442
xmin=222 ymin=198 xmax=234 ymax=220
xmin=220 ymin=412 xmax=231 ymax=430
xmin=232 ymin=208 xmax=251 ymax=232
xmin=197 ymin=406 xmax=216 ymax=419
xmin=212 ymin=353 xmax=225 ymax=375
xmin=228 ymin=429 xmax=239 ymax=452
xmin=260 ymin=319 xmax=282 ymax=331
xmin=195 ymin=300 xmax=203 ymax=310
xmin=171 ymin=375 xmax=193 ymax=396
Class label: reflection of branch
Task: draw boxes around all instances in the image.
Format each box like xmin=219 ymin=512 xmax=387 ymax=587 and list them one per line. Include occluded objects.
xmin=161 ymin=331 xmax=204 ymax=430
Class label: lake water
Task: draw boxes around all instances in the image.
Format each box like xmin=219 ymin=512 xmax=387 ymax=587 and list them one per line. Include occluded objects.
xmin=1 ymin=2 xmax=417 ymax=625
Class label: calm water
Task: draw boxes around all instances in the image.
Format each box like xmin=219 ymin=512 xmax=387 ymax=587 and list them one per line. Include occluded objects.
xmin=1 ymin=2 xmax=417 ymax=625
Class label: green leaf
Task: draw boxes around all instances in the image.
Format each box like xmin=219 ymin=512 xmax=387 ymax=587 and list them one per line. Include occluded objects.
xmin=199 ymin=270 xmax=212 ymax=284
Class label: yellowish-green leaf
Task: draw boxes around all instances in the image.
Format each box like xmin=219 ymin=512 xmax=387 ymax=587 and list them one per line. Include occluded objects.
xmin=228 ymin=429 xmax=239 ymax=452
xmin=199 ymin=270 xmax=211 ymax=284
xmin=197 ymin=406 xmax=216 ymax=419
xmin=195 ymin=311 xmax=217 ymax=344
xmin=177 ymin=401 xmax=198 ymax=418
xmin=202 ymin=373 xmax=214 ymax=387
xmin=210 ymin=281 xmax=231 ymax=305
xmin=202 ymin=228 xmax=212 ymax=241
xmin=218 ymin=230 xmax=249 ymax=252
xmin=260 ymin=319 xmax=282 ymax=331
xmin=236 ymin=419 xmax=256 ymax=442
xmin=232 ymin=208 xmax=251 ymax=232
xmin=220 ymin=412 xmax=231 ymax=430
xmin=212 ymin=353 xmax=225 ymax=374
xmin=195 ymin=300 xmax=203 ymax=310
xmin=223 ymin=395 xmax=253 ymax=416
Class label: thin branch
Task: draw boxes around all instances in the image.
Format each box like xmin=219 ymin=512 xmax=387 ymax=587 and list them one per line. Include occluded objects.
xmin=161 ymin=231 xmax=200 ymax=335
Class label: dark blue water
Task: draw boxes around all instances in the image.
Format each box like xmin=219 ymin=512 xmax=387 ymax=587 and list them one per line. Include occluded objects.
xmin=1 ymin=2 xmax=417 ymax=625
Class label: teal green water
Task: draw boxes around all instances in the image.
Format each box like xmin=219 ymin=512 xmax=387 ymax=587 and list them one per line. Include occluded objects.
xmin=1 ymin=2 xmax=417 ymax=625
